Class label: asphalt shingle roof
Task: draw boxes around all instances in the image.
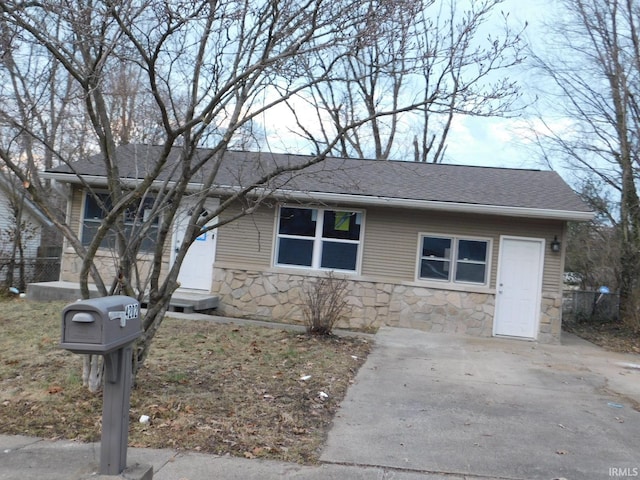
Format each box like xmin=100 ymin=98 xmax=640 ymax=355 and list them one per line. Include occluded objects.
xmin=48 ymin=144 xmax=592 ymax=216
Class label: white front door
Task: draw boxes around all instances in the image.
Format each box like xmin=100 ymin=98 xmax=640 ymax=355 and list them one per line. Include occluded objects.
xmin=494 ymin=236 xmax=545 ymax=339
xmin=172 ymin=198 xmax=219 ymax=291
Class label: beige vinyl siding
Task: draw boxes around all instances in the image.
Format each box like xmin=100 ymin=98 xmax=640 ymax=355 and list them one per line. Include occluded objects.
xmin=212 ymin=201 xmax=565 ymax=292
xmin=215 ymin=201 xmax=274 ymax=268
xmin=359 ymin=208 xmax=418 ymax=280
xmin=361 ymin=207 xmax=564 ymax=292
xmin=59 ymin=187 xmax=85 ymax=281
xmin=498 ymin=218 xmax=564 ymax=292
xmin=362 ymin=207 xmax=503 ymax=284
xmin=70 ymin=186 xmax=84 ymax=238
xmin=541 ymin=229 xmax=564 ymax=292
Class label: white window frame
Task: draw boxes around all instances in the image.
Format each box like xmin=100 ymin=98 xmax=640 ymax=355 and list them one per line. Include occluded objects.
xmin=417 ymin=233 xmax=491 ymax=286
xmin=274 ymin=206 xmax=363 ymax=273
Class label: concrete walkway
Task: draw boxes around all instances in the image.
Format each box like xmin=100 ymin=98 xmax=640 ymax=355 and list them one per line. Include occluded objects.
xmin=321 ymin=327 xmax=640 ymax=480
xmin=0 ymin=434 xmax=475 ymax=480
xmin=2 ymin=326 xmax=640 ymax=479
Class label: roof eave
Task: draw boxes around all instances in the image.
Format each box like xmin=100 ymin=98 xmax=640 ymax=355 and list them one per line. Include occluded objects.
xmin=41 ymin=172 xmax=594 ymax=222
xmin=263 ymin=190 xmax=596 ymax=222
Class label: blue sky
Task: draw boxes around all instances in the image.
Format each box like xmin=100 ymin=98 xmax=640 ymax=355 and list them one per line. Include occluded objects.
xmin=445 ymin=0 xmax=560 ymax=171
xmin=260 ymin=1 xmax=564 ymax=172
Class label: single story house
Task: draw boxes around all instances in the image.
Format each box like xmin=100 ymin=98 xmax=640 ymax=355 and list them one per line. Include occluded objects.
xmin=42 ymin=145 xmax=593 ymax=343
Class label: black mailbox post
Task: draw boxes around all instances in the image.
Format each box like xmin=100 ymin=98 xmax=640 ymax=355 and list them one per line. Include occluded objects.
xmin=60 ymin=296 xmax=144 ymax=476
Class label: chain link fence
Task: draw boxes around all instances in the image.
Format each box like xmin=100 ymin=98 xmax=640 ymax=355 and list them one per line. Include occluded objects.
xmin=563 ymin=290 xmax=619 ymax=323
xmin=0 ymin=246 xmax=61 ymax=292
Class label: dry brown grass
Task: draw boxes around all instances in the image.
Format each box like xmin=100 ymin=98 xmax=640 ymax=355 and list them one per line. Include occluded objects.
xmin=0 ymin=298 xmax=371 ymax=464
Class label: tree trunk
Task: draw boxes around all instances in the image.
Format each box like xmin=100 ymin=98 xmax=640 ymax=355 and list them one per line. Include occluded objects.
xmin=82 ymin=354 xmax=103 ymax=393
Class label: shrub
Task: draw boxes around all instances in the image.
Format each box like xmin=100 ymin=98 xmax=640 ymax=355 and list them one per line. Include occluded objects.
xmin=301 ymin=272 xmax=349 ymax=335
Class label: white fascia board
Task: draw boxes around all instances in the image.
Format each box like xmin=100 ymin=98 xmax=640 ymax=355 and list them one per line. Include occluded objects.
xmin=254 ymin=189 xmax=596 ymax=222
xmin=41 ymin=173 xmax=595 ymax=222
xmin=40 ymin=173 xmax=189 ymax=191
xmin=40 ymin=173 xmax=108 ymax=185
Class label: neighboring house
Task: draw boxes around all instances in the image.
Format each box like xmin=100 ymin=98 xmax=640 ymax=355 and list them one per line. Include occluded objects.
xmin=0 ymin=175 xmax=56 ymax=289
xmin=43 ymin=145 xmax=593 ymax=343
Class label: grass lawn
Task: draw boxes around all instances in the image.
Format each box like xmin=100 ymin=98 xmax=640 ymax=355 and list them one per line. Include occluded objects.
xmin=0 ymin=299 xmax=371 ymax=464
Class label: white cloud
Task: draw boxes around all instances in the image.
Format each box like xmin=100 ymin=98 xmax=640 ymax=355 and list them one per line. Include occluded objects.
xmin=443 ymin=113 xmax=579 ymax=170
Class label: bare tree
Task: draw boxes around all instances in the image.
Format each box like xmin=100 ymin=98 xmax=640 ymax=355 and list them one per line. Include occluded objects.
xmin=531 ymin=0 xmax=640 ymax=328
xmin=0 ymin=0 xmax=410 ymax=390
xmin=292 ymin=0 xmax=525 ymax=161
xmin=565 ymin=181 xmax=620 ymax=290
xmin=104 ymin=62 xmax=165 ymax=146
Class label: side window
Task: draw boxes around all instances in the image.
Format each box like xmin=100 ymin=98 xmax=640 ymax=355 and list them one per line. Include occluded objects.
xmin=455 ymin=239 xmax=488 ymax=283
xmin=419 ymin=235 xmax=489 ymax=285
xmin=419 ymin=236 xmax=452 ymax=281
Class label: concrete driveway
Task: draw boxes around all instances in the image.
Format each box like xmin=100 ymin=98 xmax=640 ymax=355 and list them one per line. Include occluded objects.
xmin=321 ymin=327 xmax=640 ymax=480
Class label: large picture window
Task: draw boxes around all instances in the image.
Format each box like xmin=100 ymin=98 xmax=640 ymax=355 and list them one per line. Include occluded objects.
xmin=276 ymin=206 xmax=362 ymax=272
xmin=82 ymin=192 xmax=159 ymax=252
xmin=419 ymin=235 xmax=489 ymax=285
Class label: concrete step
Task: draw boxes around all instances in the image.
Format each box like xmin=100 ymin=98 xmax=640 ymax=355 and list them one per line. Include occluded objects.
xmin=144 ymin=290 xmax=219 ymax=313
xmin=26 ymin=281 xmax=218 ymax=314
xmin=26 ymin=281 xmax=100 ymax=301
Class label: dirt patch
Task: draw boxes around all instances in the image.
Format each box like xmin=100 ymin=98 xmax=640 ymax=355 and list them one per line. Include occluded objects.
xmin=0 ymin=299 xmax=371 ymax=464
xmin=563 ymin=319 xmax=640 ymax=355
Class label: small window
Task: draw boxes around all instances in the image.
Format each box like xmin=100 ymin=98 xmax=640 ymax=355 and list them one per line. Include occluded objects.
xmin=276 ymin=206 xmax=362 ymax=272
xmin=455 ymin=239 xmax=488 ymax=283
xmin=419 ymin=235 xmax=489 ymax=285
xmin=420 ymin=237 xmax=451 ymax=281
xmin=82 ymin=192 xmax=159 ymax=252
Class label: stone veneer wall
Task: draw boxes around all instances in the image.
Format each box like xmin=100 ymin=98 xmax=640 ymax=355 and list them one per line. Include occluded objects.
xmin=214 ymin=267 xmax=499 ymax=335
xmin=59 ymin=249 xmax=158 ymax=284
xmin=539 ymin=292 xmax=563 ymax=343
xmin=212 ymin=267 xmax=562 ymax=343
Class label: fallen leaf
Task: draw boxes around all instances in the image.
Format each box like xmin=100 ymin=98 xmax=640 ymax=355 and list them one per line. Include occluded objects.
xmin=47 ymin=386 xmax=63 ymax=394
xmin=281 ymin=412 xmax=295 ymax=424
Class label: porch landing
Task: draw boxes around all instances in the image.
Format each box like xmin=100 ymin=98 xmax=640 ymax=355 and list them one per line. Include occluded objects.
xmin=26 ymin=281 xmax=218 ymax=314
